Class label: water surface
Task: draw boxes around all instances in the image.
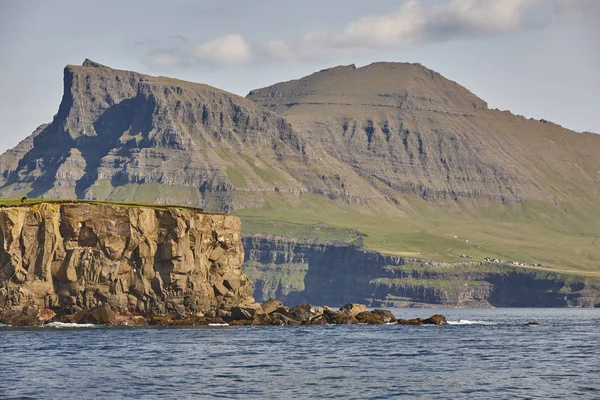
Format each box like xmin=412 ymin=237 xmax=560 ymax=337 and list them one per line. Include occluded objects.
xmin=1 ymin=308 xmax=599 ymax=399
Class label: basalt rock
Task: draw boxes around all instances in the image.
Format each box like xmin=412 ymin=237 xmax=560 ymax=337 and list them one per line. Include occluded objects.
xmin=0 ymin=202 xmax=258 ymax=324
xmin=421 ymin=314 xmax=448 ymax=325
xmin=339 ymin=303 xmax=368 ymax=317
xmin=355 ymin=311 xmax=386 ymax=325
xmin=260 ymin=298 xmax=284 ymax=314
xmin=397 ymin=314 xmax=448 ymax=326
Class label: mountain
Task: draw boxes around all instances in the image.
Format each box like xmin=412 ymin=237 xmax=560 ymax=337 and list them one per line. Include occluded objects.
xmin=0 ymin=60 xmax=323 ymax=211
xmin=248 ymin=62 xmax=600 ymax=204
xmin=1 ymin=60 xmax=599 ymax=298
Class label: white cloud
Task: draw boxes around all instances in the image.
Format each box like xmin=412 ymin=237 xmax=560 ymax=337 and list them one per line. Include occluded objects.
xmin=189 ymin=34 xmax=251 ymax=65
xmin=139 ymin=0 xmax=597 ymax=68
xmin=336 ymin=0 xmax=537 ymax=48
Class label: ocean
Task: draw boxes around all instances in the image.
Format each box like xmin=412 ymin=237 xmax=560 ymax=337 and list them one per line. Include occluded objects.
xmin=1 ymin=308 xmax=598 ymax=399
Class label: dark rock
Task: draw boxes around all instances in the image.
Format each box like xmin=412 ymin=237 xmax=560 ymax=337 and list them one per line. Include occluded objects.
xmin=325 ymin=309 xmax=358 ymax=324
xmin=76 ymin=305 xmax=117 ymax=325
xmin=397 ymin=318 xmax=423 ymax=326
xmin=421 ymin=314 xmax=448 ymax=325
xmin=355 ymin=311 xmax=385 ymax=324
xmin=271 ymin=312 xmax=301 ymax=326
xmin=371 ymin=309 xmax=396 ymax=323
xmin=527 ymin=321 xmax=540 ymax=326
xmin=229 ymin=306 xmax=256 ymax=321
xmin=287 ymin=304 xmax=313 ymax=323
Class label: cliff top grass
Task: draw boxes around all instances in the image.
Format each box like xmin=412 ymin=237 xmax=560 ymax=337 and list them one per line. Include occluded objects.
xmin=0 ymin=198 xmax=205 ymax=212
xmin=235 ymin=192 xmax=600 ymax=277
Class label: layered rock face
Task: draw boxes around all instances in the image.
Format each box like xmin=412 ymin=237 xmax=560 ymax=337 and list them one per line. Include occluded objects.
xmin=243 ymin=235 xmax=600 ymax=307
xmin=0 ymin=60 xmax=317 ymax=211
xmin=248 ymin=62 xmax=600 ymax=203
xmin=0 ymin=202 xmax=256 ymax=316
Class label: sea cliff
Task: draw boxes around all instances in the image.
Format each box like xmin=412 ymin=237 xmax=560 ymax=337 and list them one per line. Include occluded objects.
xmin=242 ymin=234 xmax=600 ymax=307
xmin=0 ymin=201 xmax=257 ymax=323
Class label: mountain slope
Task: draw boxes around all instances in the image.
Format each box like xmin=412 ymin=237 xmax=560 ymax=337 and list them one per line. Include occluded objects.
xmin=0 ymin=60 xmax=328 ymax=211
xmin=247 ymin=62 xmax=600 ymax=204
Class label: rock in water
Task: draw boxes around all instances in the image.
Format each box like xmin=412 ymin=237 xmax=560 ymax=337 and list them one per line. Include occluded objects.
xmin=339 ymin=303 xmax=368 ymax=317
xmin=421 ymin=314 xmax=448 ymax=325
xmin=0 ymin=202 xmax=258 ymax=323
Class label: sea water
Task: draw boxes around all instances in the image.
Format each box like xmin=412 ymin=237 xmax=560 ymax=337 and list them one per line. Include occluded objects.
xmin=1 ymin=308 xmax=599 ymax=399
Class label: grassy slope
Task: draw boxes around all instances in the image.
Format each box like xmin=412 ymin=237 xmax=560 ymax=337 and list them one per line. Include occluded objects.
xmin=235 ymin=192 xmax=600 ymax=275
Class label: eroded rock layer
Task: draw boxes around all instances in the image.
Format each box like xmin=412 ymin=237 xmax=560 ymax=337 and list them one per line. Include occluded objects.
xmin=0 ymin=202 xmax=257 ymax=316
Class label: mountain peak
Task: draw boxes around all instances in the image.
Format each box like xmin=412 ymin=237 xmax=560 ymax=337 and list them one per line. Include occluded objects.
xmin=82 ymin=59 xmax=110 ymax=68
xmin=247 ymin=61 xmax=487 ymax=119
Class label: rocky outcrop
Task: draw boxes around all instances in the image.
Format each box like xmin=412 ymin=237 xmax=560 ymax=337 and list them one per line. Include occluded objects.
xmin=0 ymin=202 xmax=257 ymax=324
xmin=224 ymin=299 xmax=445 ymax=326
xmin=242 ymin=235 xmax=600 ymax=307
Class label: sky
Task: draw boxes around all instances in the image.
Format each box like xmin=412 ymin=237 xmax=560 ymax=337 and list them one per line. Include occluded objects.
xmin=0 ymin=0 xmax=599 ymax=154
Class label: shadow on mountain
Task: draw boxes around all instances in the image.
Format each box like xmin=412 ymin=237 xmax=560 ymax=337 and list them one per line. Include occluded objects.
xmin=74 ymin=98 xmax=137 ymax=197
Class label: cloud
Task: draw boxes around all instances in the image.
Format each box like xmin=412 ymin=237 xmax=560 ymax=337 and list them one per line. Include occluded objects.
xmin=189 ymin=34 xmax=251 ymax=65
xmin=140 ymin=34 xmax=251 ymax=69
xmin=336 ymin=0 xmax=540 ymax=48
xmin=139 ymin=0 xmax=597 ymax=68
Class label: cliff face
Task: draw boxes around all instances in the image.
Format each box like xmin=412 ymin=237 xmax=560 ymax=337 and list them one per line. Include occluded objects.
xmin=0 ymin=60 xmax=321 ymax=211
xmin=242 ymin=235 xmax=600 ymax=307
xmin=0 ymin=202 xmax=256 ymax=315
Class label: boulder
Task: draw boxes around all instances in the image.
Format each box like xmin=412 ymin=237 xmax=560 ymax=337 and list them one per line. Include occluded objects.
xmin=229 ymin=306 xmax=257 ymax=321
xmin=355 ymin=311 xmax=385 ymax=325
xmin=261 ymin=298 xmax=284 ymax=314
xmin=421 ymin=314 xmax=448 ymax=325
xmin=527 ymin=321 xmax=540 ymax=326
xmin=286 ymin=304 xmax=313 ymax=323
xmin=325 ymin=309 xmax=358 ymax=324
xmin=76 ymin=305 xmax=117 ymax=325
xmin=396 ymin=318 xmax=423 ymax=326
xmin=271 ymin=312 xmax=301 ymax=326
xmin=36 ymin=308 xmax=57 ymax=322
xmin=0 ymin=309 xmax=44 ymax=326
xmin=371 ymin=309 xmax=396 ymax=323
xmin=339 ymin=303 xmax=367 ymax=317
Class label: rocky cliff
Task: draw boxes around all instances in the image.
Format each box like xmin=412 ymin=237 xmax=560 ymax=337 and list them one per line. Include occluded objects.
xmin=0 ymin=202 xmax=257 ymax=317
xmin=242 ymin=235 xmax=600 ymax=307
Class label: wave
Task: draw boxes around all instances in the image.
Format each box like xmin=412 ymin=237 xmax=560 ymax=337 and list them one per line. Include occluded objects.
xmin=43 ymin=322 xmax=98 ymax=328
xmin=446 ymin=319 xmax=498 ymax=326
xmin=208 ymin=323 xmax=229 ymax=327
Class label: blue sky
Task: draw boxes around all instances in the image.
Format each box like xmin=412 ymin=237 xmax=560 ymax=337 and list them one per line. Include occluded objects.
xmin=0 ymin=0 xmax=598 ymax=154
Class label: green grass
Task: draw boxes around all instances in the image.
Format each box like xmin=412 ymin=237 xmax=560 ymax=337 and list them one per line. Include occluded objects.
xmin=234 ymin=192 xmax=600 ymax=275
xmin=226 ymin=167 xmax=247 ymax=188
xmin=371 ymin=277 xmax=485 ymax=292
xmin=0 ymin=197 xmax=204 ymax=212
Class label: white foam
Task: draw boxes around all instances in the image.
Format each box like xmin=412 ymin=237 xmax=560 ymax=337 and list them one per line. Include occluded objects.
xmin=446 ymin=319 xmax=497 ymax=326
xmin=208 ymin=323 xmax=229 ymax=327
xmin=43 ymin=322 xmax=98 ymax=328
